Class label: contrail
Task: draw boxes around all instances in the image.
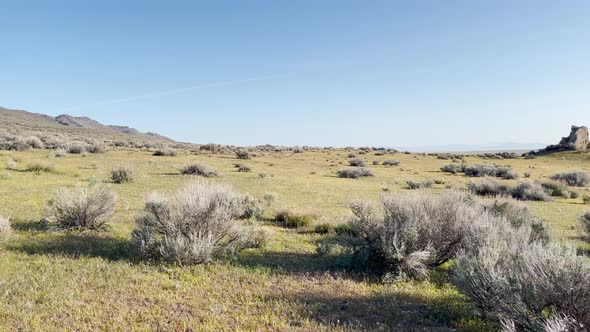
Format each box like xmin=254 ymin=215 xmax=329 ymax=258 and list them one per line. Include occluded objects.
xmin=56 ymin=74 xmax=280 ymax=113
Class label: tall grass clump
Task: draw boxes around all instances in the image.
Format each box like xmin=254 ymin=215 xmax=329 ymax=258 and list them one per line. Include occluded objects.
xmin=550 ymin=170 xmax=590 ymax=187
xmin=26 ymin=161 xmax=54 ymax=173
xmin=131 ymin=179 xmax=258 ymax=265
xmin=47 ymin=183 xmax=116 ymax=231
xmin=0 ymin=215 xmax=12 ymax=243
xmin=180 ymin=163 xmax=217 ymax=177
xmin=348 ymin=191 xmax=478 ymax=279
xmin=453 ymin=220 xmax=590 ymax=331
xmin=109 ymin=166 xmax=135 ymax=184
xmin=348 ymin=158 xmax=367 ymax=167
xmin=337 ymin=168 xmax=373 ymax=178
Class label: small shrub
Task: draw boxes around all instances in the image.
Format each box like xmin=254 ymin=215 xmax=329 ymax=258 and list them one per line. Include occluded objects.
xmin=405 ymin=179 xmax=433 ymax=190
xmin=541 ymin=181 xmax=571 ymax=198
xmin=580 ymin=211 xmax=590 ymax=238
xmin=180 ymin=163 xmax=217 ymax=177
xmin=257 ymin=172 xmax=272 ymax=179
xmin=337 ymin=168 xmax=374 ymax=179
xmin=464 ymin=164 xmax=496 ymax=177
xmin=348 ymin=158 xmax=367 ymax=167
xmin=6 ymin=159 xmax=16 ymax=170
xmin=467 ymin=178 xmax=508 ymax=196
xmin=131 ymin=179 xmax=256 ymax=265
xmin=550 ymin=170 xmax=590 ymax=187
xmin=153 ymin=148 xmax=177 ymax=156
xmin=87 ymin=142 xmax=105 ymax=154
xmin=382 ymin=159 xmax=400 ymax=167
xmin=47 ymin=183 xmax=116 ymax=231
xmin=524 ymin=172 xmax=531 ymax=178
xmin=275 ymin=210 xmax=312 ymax=228
xmin=67 ymin=144 xmax=86 ymax=154
xmin=510 ymin=181 xmax=552 ymax=201
xmin=314 ymin=223 xmax=332 ymax=235
xmin=236 ymin=150 xmax=251 ymax=160
xmin=239 ymin=195 xmax=266 ymax=220
xmin=0 ymin=215 xmax=12 ymax=242
xmin=237 ymin=164 xmax=251 ymax=172
xmin=110 ymin=166 xmax=135 ymax=184
xmin=372 ymin=160 xmax=381 ymax=165
xmin=570 ymin=191 xmax=579 ymax=199
xmin=26 ymin=136 xmax=44 ymax=149
xmin=495 ymin=166 xmax=519 ymax=180
xmin=440 ymin=163 xmax=463 ymax=174
xmin=53 ymin=148 xmax=67 ymax=157
xmin=583 ymin=195 xmax=590 ymax=204
xmin=26 ymin=161 xmax=54 ymax=173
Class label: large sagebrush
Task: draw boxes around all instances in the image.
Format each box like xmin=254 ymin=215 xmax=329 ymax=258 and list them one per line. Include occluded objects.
xmin=47 ymin=183 xmax=116 ymax=231
xmin=131 ymin=179 xmax=259 ymax=265
xmin=454 ymin=218 xmax=590 ymax=331
xmin=580 ymin=211 xmax=590 ymax=239
xmin=349 ymin=191 xmax=478 ymax=279
xmin=180 ymin=163 xmax=217 ymax=177
xmin=510 ymin=181 xmax=552 ymax=202
xmin=337 ymin=168 xmax=373 ymax=178
xmin=550 ymin=170 xmax=590 ymax=187
xmin=467 ymin=178 xmax=508 ymax=196
xmin=348 ymin=158 xmax=367 ymax=167
xmin=109 ymin=166 xmax=135 ymax=184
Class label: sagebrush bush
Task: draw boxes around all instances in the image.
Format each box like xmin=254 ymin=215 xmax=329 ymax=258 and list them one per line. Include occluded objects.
xmin=495 ymin=166 xmax=519 ymax=180
xmin=580 ymin=211 xmax=590 ymax=239
xmin=237 ymin=164 xmax=251 ymax=172
xmin=405 ymin=179 xmax=433 ymax=190
xmin=348 ymin=158 xmax=367 ymax=167
xmin=464 ymin=164 xmax=497 ymax=177
xmin=584 ymin=195 xmax=590 ymax=204
xmin=153 ymin=148 xmax=177 ymax=156
xmin=468 ymin=178 xmax=508 ymax=196
xmin=67 ymin=144 xmax=86 ymax=154
xmin=454 ymin=225 xmax=590 ymax=331
xmin=541 ymin=181 xmax=571 ymax=198
xmin=349 ymin=191 xmax=478 ymax=279
xmin=109 ymin=166 xmax=134 ymax=184
xmin=0 ymin=215 xmax=12 ymax=243
xmin=550 ymin=170 xmax=590 ymax=187
xmin=510 ymin=181 xmax=553 ymax=202
xmin=26 ymin=161 xmax=54 ymax=173
xmin=337 ymin=168 xmax=374 ymax=178
xmin=382 ymin=159 xmax=400 ymax=166
xmin=6 ymin=159 xmax=16 ymax=170
xmin=47 ymin=183 xmax=116 ymax=231
xmin=131 ymin=180 xmax=256 ymax=265
xmin=180 ymin=163 xmax=217 ymax=177
xmin=480 ymin=197 xmax=549 ymax=244
xmin=275 ymin=210 xmax=312 ymax=228
xmin=440 ymin=163 xmax=463 ymax=174
xmin=238 ymin=194 xmax=273 ymax=220
xmin=53 ymin=148 xmax=67 ymax=158
xmin=87 ymin=142 xmax=105 ymax=154
xmin=235 ymin=150 xmax=251 ymax=160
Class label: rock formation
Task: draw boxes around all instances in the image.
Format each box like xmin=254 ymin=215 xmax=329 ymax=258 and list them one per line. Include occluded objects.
xmin=531 ymin=125 xmax=590 ymax=155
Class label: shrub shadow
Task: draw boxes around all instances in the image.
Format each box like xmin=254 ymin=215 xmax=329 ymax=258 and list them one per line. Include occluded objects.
xmin=6 ymin=232 xmax=134 ymax=262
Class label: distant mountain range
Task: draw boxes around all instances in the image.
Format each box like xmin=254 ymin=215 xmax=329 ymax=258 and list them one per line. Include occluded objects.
xmin=0 ymin=106 xmax=174 ymax=144
xmin=399 ymin=142 xmax=548 ymax=154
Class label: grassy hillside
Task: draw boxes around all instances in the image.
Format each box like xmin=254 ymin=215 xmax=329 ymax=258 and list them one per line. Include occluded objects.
xmin=0 ymin=148 xmax=588 ymax=330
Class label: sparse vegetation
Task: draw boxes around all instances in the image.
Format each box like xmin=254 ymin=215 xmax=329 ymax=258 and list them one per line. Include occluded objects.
xmin=25 ymin=161 xmax=54 ymax=173
xmin=47 ymin=183 xmax=116 ymax=231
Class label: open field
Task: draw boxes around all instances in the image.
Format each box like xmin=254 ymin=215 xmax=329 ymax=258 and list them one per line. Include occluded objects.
xmin=0 ymin=148 xmax=589 ymax=331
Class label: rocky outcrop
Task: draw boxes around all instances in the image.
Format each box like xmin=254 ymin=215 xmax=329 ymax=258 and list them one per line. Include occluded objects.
xmin=559 ymin=125 xmax=589 ymax=151
xmin=531 ymin=125 xmax=590 ymax=155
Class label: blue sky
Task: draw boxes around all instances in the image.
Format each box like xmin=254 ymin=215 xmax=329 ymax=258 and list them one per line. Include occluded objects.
xmin=1 ymin=1 xmax=589 ymax=149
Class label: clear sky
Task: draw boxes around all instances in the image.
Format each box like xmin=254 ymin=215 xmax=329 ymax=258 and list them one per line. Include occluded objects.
xmin=1 ymin=0 xmax=589 ymax=149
